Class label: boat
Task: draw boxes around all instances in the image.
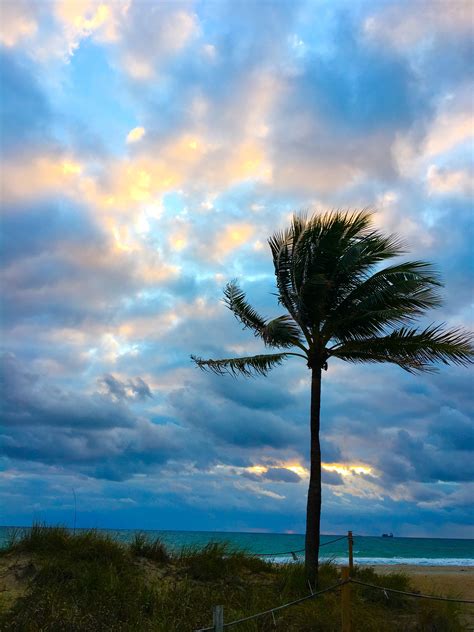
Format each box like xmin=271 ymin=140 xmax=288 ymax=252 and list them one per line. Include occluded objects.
xmin=382 ymin=533 xmax=394 ymax=538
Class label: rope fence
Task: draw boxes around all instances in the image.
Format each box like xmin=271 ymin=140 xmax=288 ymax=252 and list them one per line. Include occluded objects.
xmin=257 ymin=534 xmax=348 ymax=558
xmin=195 ymin=580 xmax=349 ymax=631
xmin=195 ymin=530 xmax=473 ymax=632
xmin=351 ymin=579 xmax=474 ymax=605
xmin=196 ymin=576 xmax=474 ymax=632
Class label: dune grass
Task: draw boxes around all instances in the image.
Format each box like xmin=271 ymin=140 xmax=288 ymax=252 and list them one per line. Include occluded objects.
xmin=176 ymin=541 xmax=271 ymax=580
xmin=0 ymin=525 xmax=466 ymax=631
xmin=130 ymin=532 xmax=171 ymax=564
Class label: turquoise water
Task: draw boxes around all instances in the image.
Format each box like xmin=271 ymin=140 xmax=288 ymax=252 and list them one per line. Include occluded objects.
xmin=1 ymin=527 xmax=472 ymax=565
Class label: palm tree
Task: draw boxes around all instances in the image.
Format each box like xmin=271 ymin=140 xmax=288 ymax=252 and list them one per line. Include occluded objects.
xmin=192 ymin=210 xmax=473 ymax=585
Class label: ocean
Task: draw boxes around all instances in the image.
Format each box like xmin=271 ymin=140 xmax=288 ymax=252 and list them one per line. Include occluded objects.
xmin=1 ymin=527 xmax=472 ymax=566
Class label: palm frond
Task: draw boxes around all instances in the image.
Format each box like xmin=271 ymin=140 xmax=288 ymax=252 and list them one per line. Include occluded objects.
xmin=270 ymin=209 xmax=406 ymax=332
xmin=300 ymin=209 xmax=374 ymax=245
xmin=223 ymin=280 xmax=306 ymax=349
xmin=295 ymin=225 xmax=404 ymax=302
xmin=191 ymin=353 xmax=291 ymax=377
xmin=223 ymin=280 xmax=267 ymax=333
xmin=268 ymin=217 xmax=312 ymax=339
xmin=268 ymin=211 xmax=308 ymax=258
xmin=334 ymin=260 xmax=440 ymax=306
xmin=324 ymin=261 xmax=443 ymax=341
xmin=326 ymin=229 xmax=405 ymax=297
xmin=332 ymin=324 xmax=474 ymax=373
xmin=270 ymin=240 xmax=311 ymax=337
xmin=262 ymin=315 xmax=305 ymax=348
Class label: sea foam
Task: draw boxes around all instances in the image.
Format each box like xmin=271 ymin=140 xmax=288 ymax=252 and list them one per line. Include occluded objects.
xmin=269 ymin=555 xmax=474 ymax=566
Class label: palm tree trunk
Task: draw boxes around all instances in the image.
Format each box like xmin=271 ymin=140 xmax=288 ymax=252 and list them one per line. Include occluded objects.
xmin=305 ymin=366 xmax=322 ymax=586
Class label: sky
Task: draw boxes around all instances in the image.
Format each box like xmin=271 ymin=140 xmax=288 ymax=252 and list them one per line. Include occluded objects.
xmin=0 ymin=0 xmax=473 ymax=538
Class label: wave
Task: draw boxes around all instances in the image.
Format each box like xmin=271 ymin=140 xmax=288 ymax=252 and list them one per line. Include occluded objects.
xmin=267 ymin=555 xmax=474 ymax=566
xmin=348 ymin=557 xmax=474 ymax=566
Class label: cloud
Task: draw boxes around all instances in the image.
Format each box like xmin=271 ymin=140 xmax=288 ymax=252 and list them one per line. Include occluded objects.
xmin=322 ymin=470 xmax=344 ymax=486
xmin=1 ymin=1 xmax=125 ymax=61
xmin=0 ymin=0 xmax=38 ymax=48
xmin=126 ymin=126 xmax=145 ymax=143
xmin=363 ymin=1 xmax=473 ymax=51
xmin=427 ymin=165 xmax=473 ymax=197
xmin=0 ymin=354 xmax=188 ymax=480
xmin=167 ymin=384 xmax=305 ymax=451
xmin=1 ymin=353 xmax=135 ymax=430
xmin=0 ymin=51 xmax=51 ymax=154
xmin=119 ymin=2 xmax=198 ymax=79
xmin=1 ymin=0 xmax=472 ymax=536
xmin=54 ymin=1 xmax=122 ymax=54
xmin=99 ymin=373 xmax=153 ymax=401
xmin=263 ymin=467 xmax=301 ymax=483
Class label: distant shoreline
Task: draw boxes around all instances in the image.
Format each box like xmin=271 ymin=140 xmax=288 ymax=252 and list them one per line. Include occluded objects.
xmin=1 ymin=525 xmax=473 ymax=540
xmin=1 ymin=526 xmax=473 ymax=569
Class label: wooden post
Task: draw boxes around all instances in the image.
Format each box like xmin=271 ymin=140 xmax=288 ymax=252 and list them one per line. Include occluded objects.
xmin=348 ymin=530 xmax=354 ymax=572
xmin=341 ymin=566 xmax=351 ymax=632
xmin=213 ymin=605 xmax=224 ymax=632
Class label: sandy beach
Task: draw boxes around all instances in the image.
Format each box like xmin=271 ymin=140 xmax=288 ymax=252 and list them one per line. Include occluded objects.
xmin=361 ymin=564 xmax=474 ymax=601
xmin=363 ymin=565 xmax=474 ymax=628
xmin=360 ymin=564 xmax=474 ymax=630
xmin=361 ymin=565 xmax=474 ymax=629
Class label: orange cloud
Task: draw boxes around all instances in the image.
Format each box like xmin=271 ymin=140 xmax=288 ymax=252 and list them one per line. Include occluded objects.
xmin=214 ymin=223 xmax=256 ymax=259
xmin=1 ymin=155 xmax=84 ymax=204
xmin=0 ymin=3 xmax=37 ymax=47
xmin=427 ymin=165 xmax=473 ymax=196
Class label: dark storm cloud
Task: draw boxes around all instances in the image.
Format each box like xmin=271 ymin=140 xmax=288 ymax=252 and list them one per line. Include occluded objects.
xmin=425 ymin=199 xmax=474 ymax=317
xmin=0 ymin=199 xmax=122 ymax=328
xmin=240 ymin=467 xmax=301 ymax=484
xmin=320 ymin=357 xmax=473 ymax=487
xmin=429 ymin=408 xmax=474 ymax=452
xmin=321 ymin=470 xmax=344 ymax=486
xmin=0 ymin=355 xmax=188 ymax=480
xmin=1 ymin=421 xmax=186 ymax=481
xmin=1 ymin=200 xmax=101 ymax=266
xmin=168 ymin=385 xmax=304 ymax=450
xmin=376 ymin=428 xmax=474 ymax=485
xmin=99 ymin=374 xmax=153 ymax=401
xmin=1 ymin=353 xmax=135 ymax=429
xmin=263 ymin=467 xmax=301 ymax=483
xmin=210 ymin=375 xmax=294 ymax=411
xmin=320 ymin=438 xmax=342 ymax=463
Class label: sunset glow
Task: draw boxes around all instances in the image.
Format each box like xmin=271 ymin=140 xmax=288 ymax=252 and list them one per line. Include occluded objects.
xmin=322 ymin=463 xmax=375 ymax=477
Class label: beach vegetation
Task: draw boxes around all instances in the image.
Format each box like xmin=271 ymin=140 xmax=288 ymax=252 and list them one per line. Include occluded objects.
xmin=130 ymin=532 xmax=171 ymax=564
xmin=176 ymin=541 xmax=271 ymax=580
xmin=0 ymin=525 xmax=467 ymax=631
